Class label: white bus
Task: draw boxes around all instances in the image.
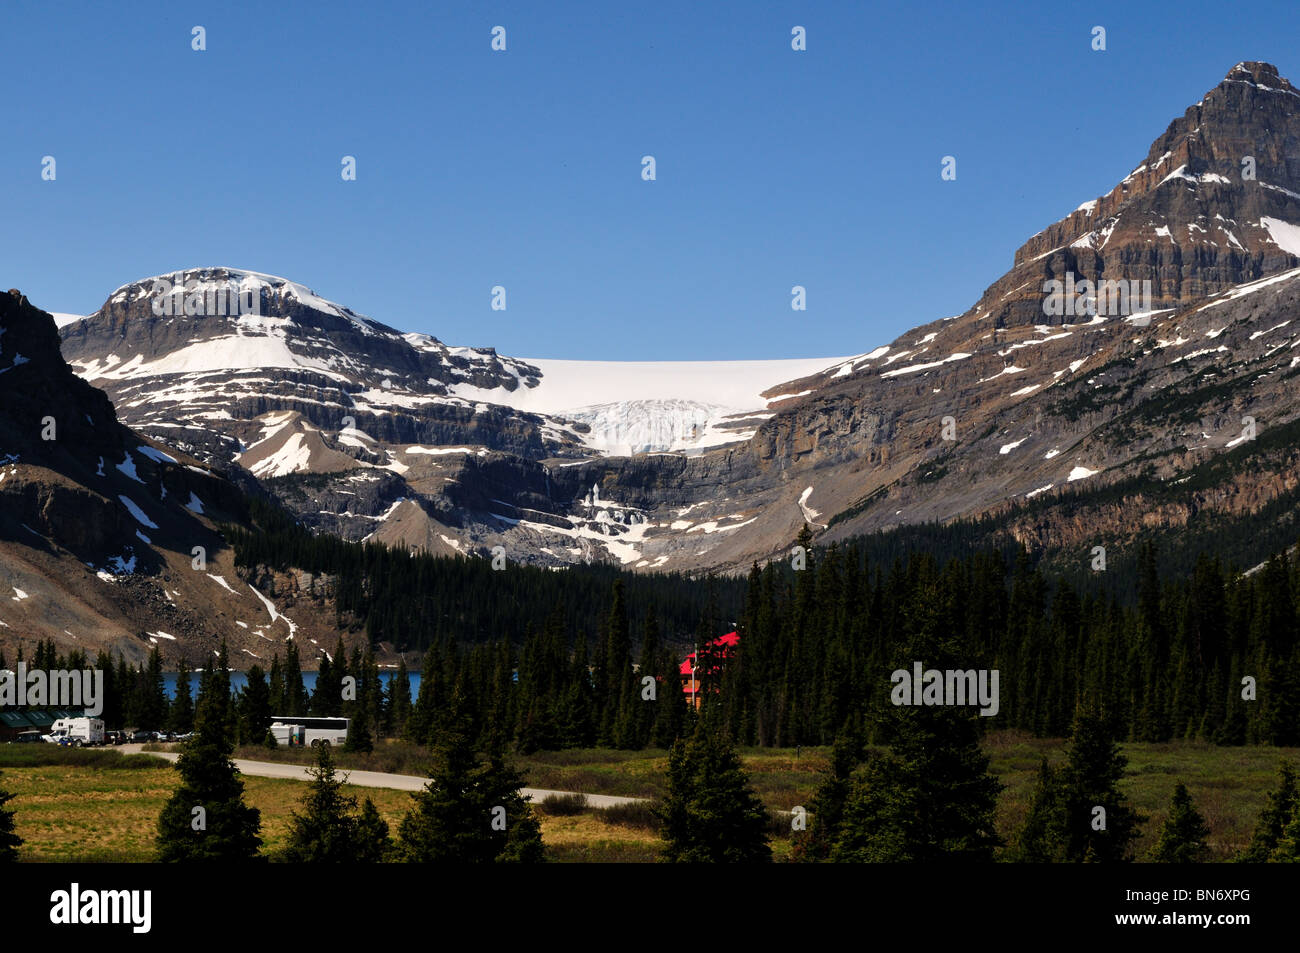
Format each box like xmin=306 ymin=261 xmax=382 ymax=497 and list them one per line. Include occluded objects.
xmin=269 ymin=716 xmax=349 ymax=748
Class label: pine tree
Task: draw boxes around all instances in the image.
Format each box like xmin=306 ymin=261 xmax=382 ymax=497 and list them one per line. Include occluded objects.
xmin=283 ymin=744 xmax=361 ymax=862
xmin=168 ymin=657 xmax=194 ymax=735
xmin=1240 ymin=761 xmax=1297 ymax=862
xmin=561 ymin=639 xmax=595 ymax=748
xmin=407 ymin=644 xmax=442 ymax=745
xmin=631 ymin=606 xmax=661 ymax=748
xmin=355 ymin=798 xmax=394 ymax=862
xmin=284 ymin=641 xmax=307 ymax=716
xmin=651 ymin=646 xmax=687 ymax=748
xmin=833 ymin=576 xmax=1003 ymax=863
xmin=398 ymin=723 xmax=544 ymax=863
xmin=1149 ymin=782 xmax=1211 ymax=862
xmin=313 ymin=643 xmax=343 ymax=717
xmin=139 ymin=646 xmax=167 ymax=731
xmin=659 ymin=726 xmax=771 ymax=863
xmin=1008 ymin=758 xmax=1066 ymax=862
xmin=1054 ymin=704 xmax=1145 ymax=862
xmin=1272 ymin=799 xmax=1300 ymax=862
xmin=95 ymin=651 xmax=122 ymax=729
xmin=344 ymin=710 xmax=373 ymax=753
xmin=481 ymin=748 xmax=546 ymax=863
xmin=268 ymin=653 xmax=286 ymax=715
xmin=155 ymin=643 xmax=262 ymax=861
xmin=797 ymin=732 xmax=861 ymax=861
xmin=240 ymin=665 xmax=273 ymax=748
xmin=0 ymin=770 xmax=22 ymax=862
xmin=361 ymin=647 xmax=383 ymax=745
xmin=388 ymin=656 xmax=412 ymax=738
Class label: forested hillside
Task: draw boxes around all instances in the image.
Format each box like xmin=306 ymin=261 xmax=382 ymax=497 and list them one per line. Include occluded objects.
xmin=174 ymin=506 xmax=1300 ymax=752
xmin=222 ymin=498 xmax=745 ymax=653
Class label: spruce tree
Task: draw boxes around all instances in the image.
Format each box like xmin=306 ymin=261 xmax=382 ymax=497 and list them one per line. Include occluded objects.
xmin=0 ymin=770 xmax=22 ymax=862
xmin=398 ymin=723 xmax=544 ymax=863
xmin=313 ymin=645 xmax=343 ymax=717
xmin=659 ymin=726 xmax=771 ymax=863
xmin=651 ymin=646 xmax=687 ymax=748
xmin=797 ymin=732 xmax=861 ymax=861
xmin=1271 ymin=799 xmax=1300 ymax=862
xmin=407 ymin=644 xmax=442 ymax=745
xmin=1054 ymin=704 xmax=1145 ymax=862
xmin=1149 ymin=783 xmax=1211 ymax=863
xmin=155 ymin=643 xmax=263 ymax=861
xmin=240 ymin=665 xmax=273 ymax=747
xmin=631 ymin=606 xmax=661 ymax=748
xmin=168 ymin=657 xmax=195 ymax=735
xmin=833 ymin=576 xmax=1003 ymax=863
xmin=361 ymin=647 xmax=383 ymax=744
xmin=283 ymin=743 xmax=361 ymax=862
xmin=1008 ymin=758 xmax=1066 ymax=863
xmin=355 ymin=798 xmax=394 ymax=862
xmin=268 ymin=653 xmax=286 ymax=715
xmin=284 ymin=641 xmax=307 ymax=716
xmin=1240 ymin=762 xmax=1297 ymax=862
xmin=139 ymin=646 xmax=168 ymax=730
xmin=344 ymin=711 xmax=373 ymax=753
xmin=388 ymin=656 xmax=413 ymax=738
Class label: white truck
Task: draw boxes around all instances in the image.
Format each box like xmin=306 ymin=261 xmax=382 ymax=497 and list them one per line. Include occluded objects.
xmin=43 ymin=717 xmax=106 ymax=747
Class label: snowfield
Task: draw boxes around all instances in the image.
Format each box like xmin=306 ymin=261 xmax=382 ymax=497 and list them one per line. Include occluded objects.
xmin=450 ymin=355 xmax=852 ymax=415
xmin=444 ymin=355 xmax=853 ymax=453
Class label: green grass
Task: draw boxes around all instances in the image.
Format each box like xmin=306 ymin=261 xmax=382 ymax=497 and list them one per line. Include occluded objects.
xmin=0 ymin=746 xmax=172 ymax=770
xmin=226 ymin=739 xmax=437 ymax=777
xmin=984 ymin=730 xmax=1297 ymax=860
xmin=7 ymin=732 xmax=1295 ymax=862
xmin=514 ymin=746 xmax=829 ymax=808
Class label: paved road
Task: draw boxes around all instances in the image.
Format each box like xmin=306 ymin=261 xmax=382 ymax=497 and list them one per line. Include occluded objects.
xmin=120 ymin=744 xmax=646 ymax=809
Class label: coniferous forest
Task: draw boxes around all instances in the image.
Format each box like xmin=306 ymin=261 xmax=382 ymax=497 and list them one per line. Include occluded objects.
xmin=215 ymin=507 xmax=1300 ymax=753
xmin=9 ymin=511 xmax=1297 ymax=757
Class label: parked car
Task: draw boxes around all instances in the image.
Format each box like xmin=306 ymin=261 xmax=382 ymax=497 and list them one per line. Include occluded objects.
xmin=14 ymin=730 xmax=44 ymax=744
xmin=130 ymin=730 xmax=153 ymax=743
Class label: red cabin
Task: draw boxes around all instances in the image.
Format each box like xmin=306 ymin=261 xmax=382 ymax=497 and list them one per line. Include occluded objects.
xmin=680 ymin=631 xmax=739 ymax=708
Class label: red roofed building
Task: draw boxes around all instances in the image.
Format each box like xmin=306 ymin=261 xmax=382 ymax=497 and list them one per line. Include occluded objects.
xmin=680 ymin=631 xmax=739 ymax=709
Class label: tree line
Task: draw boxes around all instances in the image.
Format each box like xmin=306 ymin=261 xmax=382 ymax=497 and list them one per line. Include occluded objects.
xmin=221 ymin=497 xmax=743 ymax=653
xmin=8 ymin=529 xmax=1299 ymax=754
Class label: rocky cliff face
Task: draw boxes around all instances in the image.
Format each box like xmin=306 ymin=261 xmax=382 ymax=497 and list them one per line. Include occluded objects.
xmin=721 ymin=62 xmax=1300 ymax=569
xmin=1 ymin=289 xmax=351 ymax=666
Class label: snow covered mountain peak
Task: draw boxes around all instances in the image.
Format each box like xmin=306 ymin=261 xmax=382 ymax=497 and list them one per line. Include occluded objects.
xmin=105 ymin=267 xmax=389 ymax=336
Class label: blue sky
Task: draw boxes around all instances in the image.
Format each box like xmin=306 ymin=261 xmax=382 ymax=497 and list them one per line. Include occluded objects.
xmin=5 ymin=0 xmax=1299 ymax=359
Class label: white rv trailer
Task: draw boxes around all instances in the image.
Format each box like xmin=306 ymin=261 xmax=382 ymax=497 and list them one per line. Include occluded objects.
xmin=44 ymin=717 xmax=105 ymax=746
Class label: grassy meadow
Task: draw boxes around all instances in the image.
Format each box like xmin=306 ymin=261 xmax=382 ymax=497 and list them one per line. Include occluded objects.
xmin=5 ymin=731 xmax=1297 ymax=862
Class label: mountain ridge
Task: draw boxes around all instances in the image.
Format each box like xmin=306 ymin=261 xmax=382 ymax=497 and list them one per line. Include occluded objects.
xmin=44 ymin=60 xmax=1300 ymax=578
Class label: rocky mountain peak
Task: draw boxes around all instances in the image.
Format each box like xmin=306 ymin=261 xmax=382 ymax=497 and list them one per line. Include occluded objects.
xmin=3 ymin=288 xmax=67 ymax=375
xmin=1225 ymin=60 xmax=1294 ymax=88
xmin=1 ymin=289 xmax=124 ymax=468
